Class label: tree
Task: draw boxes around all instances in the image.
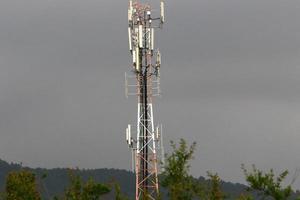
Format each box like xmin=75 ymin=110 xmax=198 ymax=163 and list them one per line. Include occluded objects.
xmin=161 ymin=139 xmax=228 ymax=200
xmin=242 ymin=164 xmax=292 ymax=200
xmin=63 ymin=172 xmax=81 ymax=200
xmin=82 ymin=178 xmax=110 ymax=200
xmin=5 ymin=170 xmax=41 ymax=200
xmin=236 ymin=193 xmax=254 ymax=200
xmin=62 ymin=171 xmax=110 ymax=200
xmin=192 ymin=172 xmax=226 ymax=200
xmin=206 ymin=172 xmax=226 ymax=200
xmin=161 ymin=139 xmax=202 ymax=200
xmin=114 ymin=182 xmax=130 ymax=200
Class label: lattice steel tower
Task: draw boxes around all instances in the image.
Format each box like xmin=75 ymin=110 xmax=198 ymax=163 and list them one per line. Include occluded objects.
xmin=125 ymin=0 xmax=165 ymax=199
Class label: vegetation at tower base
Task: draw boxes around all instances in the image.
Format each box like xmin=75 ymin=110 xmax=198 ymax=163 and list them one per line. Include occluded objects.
xmin=160 ymin=139 xmax=225 ymax=200
xmin=54 ymin=170 xmax=110 ymax=200
xmin=160 ymin=139 xmax=227 ymax=200
xmin=205 ymin=172 xmax=227 ymax=200
xmin=241 ymin=164 xmax=300 ymax=200
xmin=3 ymin=170 xmax=41 ymax=200
xmin=161 ymin=139 xmax=198 ymax=200
xmin=114 ymin=182 xmax=130 ymax=200
xmin=160 ymin=139 xmax=300 ymax=200
xmin=1 ymin=141 xmax=300 ymax=199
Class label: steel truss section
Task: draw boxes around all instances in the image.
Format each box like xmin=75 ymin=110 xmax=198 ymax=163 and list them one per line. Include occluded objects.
xmin=136 ymin=102 xmax=159 ymax=200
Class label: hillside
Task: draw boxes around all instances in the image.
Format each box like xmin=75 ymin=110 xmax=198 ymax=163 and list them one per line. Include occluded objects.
xmin=0 ymin=159 xmax=135 ymax=199
xmin=0 ymin=159 xmax=298 ymax=199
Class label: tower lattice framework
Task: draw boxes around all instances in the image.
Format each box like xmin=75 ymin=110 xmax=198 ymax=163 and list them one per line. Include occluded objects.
xmin=125 ymin=1 xmax=165 ymax=200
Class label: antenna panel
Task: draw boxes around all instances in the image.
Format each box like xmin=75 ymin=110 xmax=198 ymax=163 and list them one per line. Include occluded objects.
xmin=128 ymin=28 xmax=132 ymax=51
xmin=160 ymin=1 xmax=165 ymax=23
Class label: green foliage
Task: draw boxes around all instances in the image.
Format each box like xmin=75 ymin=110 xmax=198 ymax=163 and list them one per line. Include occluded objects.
xmin=242 ymin=164 xmax=292 ymax=200
xmin=193 ymin=172 xmax=226 ymax=200
xmin=62 ymin=171 xmax=110 ymax=200
xmin=114 ymin=182 xmax=130 ymax=200
xmin=161 ymin=139 xmax=229 ymax=200
xmin=161 ymin=139 xmax=203 ymax=200
xmin=206 ymin=172 xmax=226 ymax=200
xmin=64 ymin=172 xmax=81 ymax=199
xmin=4 ymin=170 xmax=41 ymax=200
xmin=236 ymin=193 xmax=254 ymax=200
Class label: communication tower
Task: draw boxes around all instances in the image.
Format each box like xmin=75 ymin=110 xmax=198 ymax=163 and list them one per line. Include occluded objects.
xmin=125 ymin=0 xmax=165 ymax=199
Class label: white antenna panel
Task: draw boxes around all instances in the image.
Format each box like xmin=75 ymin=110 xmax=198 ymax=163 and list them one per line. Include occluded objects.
xmin=151 ymin=28 xmax=154 ymax=50
xmin=128 ymin=124 xmax=131 ymax=143
xmin=156 ymin=51 xmax=161 ymax=66
xmin=135 ymin=47 xmax=140 ymax=72
xmin=128 ymin=10 xmax=132 ymax=22
xmin=156 ymin=126 xmax=159 ymax=139
xmin=160 ymin=1 xmax=165 ymax=23
xmin=132 ymin=50 xmax=136 ymax=63
xmin=128 ymin=1 xmax=133 ymax=22
xmin=139 ymin=25 xmax=143 ymax=48
xmin=128 ymin=28 xmax=132 ymax=51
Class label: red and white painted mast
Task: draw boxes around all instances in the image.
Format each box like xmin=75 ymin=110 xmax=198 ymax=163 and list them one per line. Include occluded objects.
xmin=125 ymin=1 xmax=165 ymax=199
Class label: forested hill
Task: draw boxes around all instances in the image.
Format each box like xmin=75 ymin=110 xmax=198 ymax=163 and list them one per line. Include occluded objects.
xmin=0 ymin=159 xmax=297 ymax=199
xmin=0 ymin=159 xmax=135 ymax=199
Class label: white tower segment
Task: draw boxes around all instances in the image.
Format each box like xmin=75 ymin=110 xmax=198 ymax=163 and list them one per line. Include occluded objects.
xmin=125 ymin=1 xmax=165 ymax=200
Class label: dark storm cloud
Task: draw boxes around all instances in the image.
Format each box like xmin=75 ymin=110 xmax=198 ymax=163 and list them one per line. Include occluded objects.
xmin=0 ymin=0 xmax=300 ymax=188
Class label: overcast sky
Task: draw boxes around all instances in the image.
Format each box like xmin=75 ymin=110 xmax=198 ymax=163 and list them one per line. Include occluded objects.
xmin=0 ymin=0 xmax=300 ymax=188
